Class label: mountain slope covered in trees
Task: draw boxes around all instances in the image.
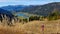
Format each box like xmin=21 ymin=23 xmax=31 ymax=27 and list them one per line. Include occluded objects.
xmin=20 ymin=2 xmax=60 ymax=16
xmin=1 ymin=5 xmax=26 ymax=12
xmin=0 ymin=8 xmax=14 ymax=18
xmin=1 ymin=2 xmax=60 ymax=16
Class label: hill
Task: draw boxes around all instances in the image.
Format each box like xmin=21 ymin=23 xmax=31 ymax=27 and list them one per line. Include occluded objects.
xmin=0 ymin=20 xmax=60 ymax=34
xmin=0 ymin=8 xmax=14 ymax=18
xmin=0 ymin=8 xmax=15 ymax=25
xmin=20 ymin=2 xmax=60 ymax=16
xmin=1 ymin=2 xmax=60 ymax=16
xmin=1 ymin=5 xmax=26 ymax=12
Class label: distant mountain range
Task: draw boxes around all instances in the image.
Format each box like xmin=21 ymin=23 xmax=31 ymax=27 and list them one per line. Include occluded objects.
xmin=21 ymin=2 xmax=60 ymax=16
xmin=1 ymin=5 xmax=26 ymax=12
xmin=1 ymin=2 xmax=60 ymax=16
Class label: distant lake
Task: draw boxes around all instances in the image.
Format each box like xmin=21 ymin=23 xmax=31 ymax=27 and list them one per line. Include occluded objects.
xmin=16 ymin=13 xmax=29 ymax=18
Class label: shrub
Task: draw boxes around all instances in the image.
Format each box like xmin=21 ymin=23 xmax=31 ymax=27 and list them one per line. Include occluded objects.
xmin=23 ymin=18 xmax=28 ymax=23
xmin=29 ymin=16 xmax=40 ymax=21
xmin=39 ymin=16 xmax=45 ymax=21
xmin=47 ymin=10 xmax=60 ymax=21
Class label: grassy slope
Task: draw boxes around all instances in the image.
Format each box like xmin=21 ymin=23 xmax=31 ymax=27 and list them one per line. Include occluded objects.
xmin=0 ymin=20 xmax=60 ymax=34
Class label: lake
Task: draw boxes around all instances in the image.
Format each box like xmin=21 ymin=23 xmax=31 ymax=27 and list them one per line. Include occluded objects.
xmin=16 ymin=13 xmax=29 ymax=18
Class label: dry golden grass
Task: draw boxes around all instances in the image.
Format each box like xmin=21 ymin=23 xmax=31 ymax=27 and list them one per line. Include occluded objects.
xmin=0 ymin=20 xmax=60 ymax=34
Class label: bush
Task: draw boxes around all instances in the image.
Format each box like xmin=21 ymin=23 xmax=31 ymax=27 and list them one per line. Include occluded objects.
xmin=23 ymin=18 xmax=28 ymax=23
xmin=29 ymin=16 xmax=40 ymax=21
xmin=47 ymin=11 xmax=60 ymax=21
xmin=39 ymin=16 xmax=45 ymax=21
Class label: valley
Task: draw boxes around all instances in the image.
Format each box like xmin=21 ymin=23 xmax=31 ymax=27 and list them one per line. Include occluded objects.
xmin=0 ymin=2 xmax=60 ymax=34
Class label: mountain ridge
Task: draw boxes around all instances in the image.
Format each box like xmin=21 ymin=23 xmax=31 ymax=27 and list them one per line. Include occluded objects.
xmin=1 ymin=2 xmax=60 ymax=16
xmin=1 ymin=5 xmax=26 ymax=12
xmin=20 ymin=2 xmax=60 ymax=16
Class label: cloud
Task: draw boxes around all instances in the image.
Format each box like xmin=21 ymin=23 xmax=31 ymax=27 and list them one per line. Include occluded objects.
xmin=0 ymin=0 xmax=24 ymax=2
xmin=0 ymin=0 xmax=60 ymax=7
xmin=0 ymin=0 xmax=45 ymax=2
xmin=0 ymin=0 xmax=19 ymax=2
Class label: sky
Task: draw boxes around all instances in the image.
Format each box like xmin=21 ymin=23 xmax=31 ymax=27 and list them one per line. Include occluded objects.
xmin=0 ymin=0 xmax=60 ymax=7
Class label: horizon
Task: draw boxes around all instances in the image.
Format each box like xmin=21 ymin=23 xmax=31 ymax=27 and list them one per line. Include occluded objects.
xmin=0 ymin=0 xmax=60 ymax=7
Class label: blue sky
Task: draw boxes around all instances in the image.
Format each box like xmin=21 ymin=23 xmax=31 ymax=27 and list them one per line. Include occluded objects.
xmin=0 ymin=0 xmax=60 ymax=7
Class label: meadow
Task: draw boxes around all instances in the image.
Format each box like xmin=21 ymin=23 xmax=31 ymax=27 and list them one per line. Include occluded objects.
xmin=0 ymin=20 xmax=60 ymax=34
